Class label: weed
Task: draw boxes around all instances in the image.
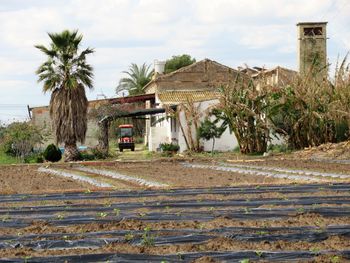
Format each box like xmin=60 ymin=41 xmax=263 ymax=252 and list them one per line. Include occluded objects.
xmin=113 ymin=208 xmax=120 ymax=216
xmin=309 ymin=247 xmax=320 ymax=253
xmin=84 ymin=189 xmax=92 ymax=194
xmin=56 ymin=213 xmax=65 ymax=220
xmin=141 ymin=226 xmax=155 ymax=247
xmin=256 ymin=231 xmax=269 ymax=236
xmin=1 ymin=213 xmax=11 ymax=222
xmin=330 ymin=255 xmax=341 ymax=263
xmin=195 ymin=223 xmax=205 ymax=230
xmin=255 ymin=251 xmax=264 ymax=257
xmin=176 ymin=252 xmax=184 ymax=260
xmin=104 ymin=201 xmax=112 ymax=207
xmin=296 ymin=207 xmax=305 ymax=214
xmin=139 ymin=212 xmax=146 ymax=217
xmin=240 ymin=259 xmax=250 ymax=263
xmin=124 ymin=232 xmax=134 ymax=242
xmin=244 ymin=207 xmax=252 ymax=214
xmin=97 ymin=212 xmax=108 ymax=218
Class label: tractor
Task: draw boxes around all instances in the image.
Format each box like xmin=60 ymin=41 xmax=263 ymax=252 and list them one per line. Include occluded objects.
xmin=117 ymin=124 xmax=135 ymax=152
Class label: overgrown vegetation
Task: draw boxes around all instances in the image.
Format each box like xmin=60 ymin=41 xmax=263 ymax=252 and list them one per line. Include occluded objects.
xmin=0 ymin=122 xmax=43 ymax=162
xmin=212 ymin=57 xmax=350 ymax=154
xmin=269 ymin=57 xmax=350 ymax=150
xmin=160 ymin=143 xmax=180 ymax=156
xmin=214 ymin=74 xmax=270 ymax=154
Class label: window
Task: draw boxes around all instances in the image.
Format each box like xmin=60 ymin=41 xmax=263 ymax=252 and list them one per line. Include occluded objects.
xmin=303 ymin=27 xmax=322 ymax=36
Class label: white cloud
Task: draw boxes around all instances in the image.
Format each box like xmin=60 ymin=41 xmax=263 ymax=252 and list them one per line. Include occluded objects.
xmin=0 ymin=0 xmax=349 ymax=123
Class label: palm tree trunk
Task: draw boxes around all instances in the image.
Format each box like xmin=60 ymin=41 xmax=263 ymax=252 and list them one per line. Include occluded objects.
xmin=64 ymin=142 xmax=80 ymax=162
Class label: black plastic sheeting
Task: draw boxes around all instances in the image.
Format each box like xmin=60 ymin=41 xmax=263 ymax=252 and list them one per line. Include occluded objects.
xmin=1 ymin=195 xmax=350 ymax=217
xmin=0 ymin=226 xmax=349 ymax=250
xmin=0 ymin=183 xmax=349 ymax=203
xmin=2 ymin=225 xmax=348 ymax=243
xmin=1 ymin=250 xmax=350 ymax=263
xmin=1 ymin=206 xmax=350 ymax=228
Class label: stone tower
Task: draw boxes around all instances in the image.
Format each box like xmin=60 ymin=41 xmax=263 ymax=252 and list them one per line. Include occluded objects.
xmin=297 ymin=22 xmax=327 ymax=76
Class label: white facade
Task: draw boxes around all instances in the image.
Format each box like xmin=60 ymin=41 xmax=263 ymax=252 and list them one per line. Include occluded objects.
xmin=149 ymin=98 xmax=238 ymax=153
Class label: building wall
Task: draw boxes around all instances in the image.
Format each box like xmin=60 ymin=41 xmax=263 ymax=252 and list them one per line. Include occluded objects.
xmin=162 ymin=99 xmax=238 ymax=153
xmin=31 ymin=101 xmax=111 ymax=148
xmin=297 ymin=22 xmax=327 ymax=77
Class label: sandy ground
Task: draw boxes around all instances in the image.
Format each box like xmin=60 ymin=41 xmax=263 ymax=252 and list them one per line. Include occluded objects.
xmin=0 ymin=165 xmax=94 ymax=194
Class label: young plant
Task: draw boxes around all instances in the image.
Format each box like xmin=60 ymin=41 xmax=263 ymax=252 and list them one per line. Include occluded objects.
xmin=141 ymin=226 xmax=155 ymax=247
xmin=198 ymin=117 xmax=225 ymax=156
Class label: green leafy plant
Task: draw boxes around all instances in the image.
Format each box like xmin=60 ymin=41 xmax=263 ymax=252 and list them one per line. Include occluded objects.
xmin=24 ymin=152 xmax=44 ymax=163
xmin=97 ymin=212 xmax=108 ymax=218
xmin=330 ymin=255 xmax=341 ymax=263
xmin=164 ymin=54 xmax=196 ymax=74
xmin=113 ymin=208 xmax=121 ymax=216
xmin=124 ymin=232 xmax=134 ymax=242
xmin=0 ymin=122 xmax=43 ymax=161
xmin=160 ymin=143 xmax=180 ymax=153
xmin=141 ymin=226 xmax=155 ymax=246
xmin=198 ymin=117 xmax=226 ymax=156
xmin=43 ymin=144 xmax=62 ymax=162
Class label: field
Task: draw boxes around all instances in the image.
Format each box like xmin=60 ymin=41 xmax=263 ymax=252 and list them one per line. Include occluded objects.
xmin=0 ymin=157 xmax=349 ymax=262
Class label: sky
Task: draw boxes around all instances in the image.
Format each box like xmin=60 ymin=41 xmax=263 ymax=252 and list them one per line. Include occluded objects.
xmin=0 ymin=0 xmax=349 ymax=123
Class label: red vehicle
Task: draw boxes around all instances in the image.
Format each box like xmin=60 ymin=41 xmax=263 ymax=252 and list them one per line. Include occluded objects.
xmin=117 ymin=124 xmax=135 ymax=152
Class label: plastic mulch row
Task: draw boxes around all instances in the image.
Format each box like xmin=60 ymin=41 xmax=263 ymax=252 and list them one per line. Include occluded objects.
xmin=0 ymin=226 xmax=349 ymax=250
xmin=1 ymin=250 xmax=349 ymax=262
xmin=1 ymin=225 xmax=348 ymax=242
xmin=1 ymin=195 xmax=349 ymax=216
xmin=1 ymin=206 xmax=350 ymax=228
xmin=0 ymin=183 xmax=349 ymax=203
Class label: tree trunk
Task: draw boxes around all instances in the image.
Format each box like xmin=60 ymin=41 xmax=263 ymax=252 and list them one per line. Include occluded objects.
xmin=211 ymin=138 xmax=215 ymax=156
xmin=98 ymin=120 xmax=109 ymax=155
xmin=64 ymin=142 xmax=80 ymax=162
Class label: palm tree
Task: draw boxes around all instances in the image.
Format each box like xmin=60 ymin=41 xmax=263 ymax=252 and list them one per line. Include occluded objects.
xmin=116 ymin=63 xmax=153 ymax=96
xmin=35 ymin=30 xmax=94 ymax=162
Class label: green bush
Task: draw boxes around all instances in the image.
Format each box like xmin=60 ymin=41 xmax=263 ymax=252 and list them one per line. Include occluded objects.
xmin=79 ymin=151 xmax=96 ymax=161
xmin=160 ymin=143 xmax=180 ymax=152
xmin=24 ymin=152 xmax=44 ymax=163
xmin=0 ymin=122 xmax=43 ymax=159
xmin=267 ymin=144 xmax=291 ymax=153
xmin=43 ymin=144 xmax=62 ymax=162
xmin=78 ymin=147 xmax=109 ymax=161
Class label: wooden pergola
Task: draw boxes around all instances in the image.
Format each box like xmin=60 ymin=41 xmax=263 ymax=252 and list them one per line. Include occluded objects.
xmin=97 ymin=107 xmax=167 ymax=154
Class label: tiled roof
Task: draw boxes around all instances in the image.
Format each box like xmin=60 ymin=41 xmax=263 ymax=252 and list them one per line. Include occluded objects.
xmin=143 ymin=58 xmax=240 ymax=92
xmin=158 ymin=91 xmax=220 ymax=104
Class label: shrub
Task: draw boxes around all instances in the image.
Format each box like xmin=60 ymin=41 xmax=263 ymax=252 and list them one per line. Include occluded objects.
xmin=160 ymin=143 xmax=180 ymax=157
xmin=0 ymin=122 xmax=43 ymax=160
xmin=79 ymin=151 xmax=96 ymax=161
xmin=160 ymin=143 xmax=180 ymax=152
xmin=78 ymin=147 xmax=109 ymax=161
xmin=91 ymin=147 xmax=109 ymax=159
xmin=43 ymin=144 xmax=62 ymax=162
xmin=24 ymin=152 xmax=44 ymax=163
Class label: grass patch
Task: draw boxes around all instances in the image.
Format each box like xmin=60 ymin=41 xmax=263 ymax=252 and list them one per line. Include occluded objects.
xmin=0 ymin=150 xmax=19 ymax=165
